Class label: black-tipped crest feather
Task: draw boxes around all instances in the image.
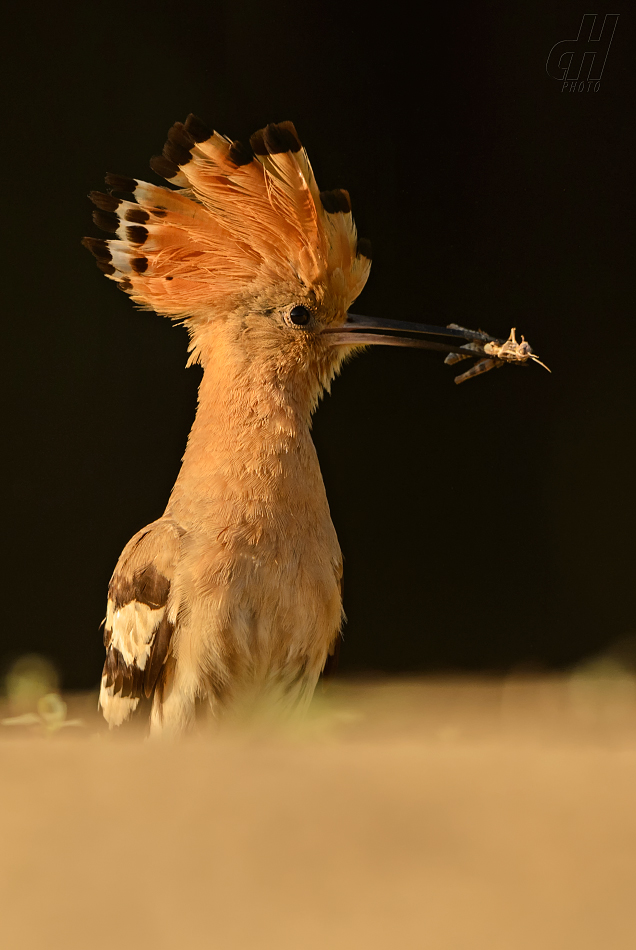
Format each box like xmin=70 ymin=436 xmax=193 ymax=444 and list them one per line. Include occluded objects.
xmin=184 ymin=113 xmax=212 ymax=143
xmin=127 ymin=225 xmax=148 ymax=245
xmin=249 ymin=121 xmax=302 ymax=156
xmin=105 ymin=172 xmax=137 ymax=194
xmin=82 ymin=236 xmax=111 ymax=261
xmin=228 ymin=140 xmax=253 ymax=166
xmin=149 ymin=154 xmax=181 ymax=180
xmin=320 ymin=189 xmax=352 ymax=214
xmin=92 ymin=209 xmax=119 ymax=233
xmin=356 ymin=237 xmax=372 ymax=259
xmin=89 ymin=191 xmax=120 ymax=212
xmin=125 ymin=208 xmax=150 ymax=224
xmin=162 ymin=138 xmax=192 ymax=168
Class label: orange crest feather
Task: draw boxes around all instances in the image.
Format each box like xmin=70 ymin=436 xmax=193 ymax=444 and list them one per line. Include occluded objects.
xmin=83 ymin=116 xmax=372 ymax=328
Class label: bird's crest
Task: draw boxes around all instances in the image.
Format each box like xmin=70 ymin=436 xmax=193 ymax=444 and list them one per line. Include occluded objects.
xmin=83 ymin=116 xmax=371 ymax=355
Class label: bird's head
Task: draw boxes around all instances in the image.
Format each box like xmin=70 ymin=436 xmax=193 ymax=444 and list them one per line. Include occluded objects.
xmin=83 ymin=120 xmax=371 ymax=401
xmin=84 ymin=117 xmax=489 ymax=410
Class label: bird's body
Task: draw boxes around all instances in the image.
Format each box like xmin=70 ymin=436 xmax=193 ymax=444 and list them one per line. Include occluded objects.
xmin=85 ymin=117 xmax=366 ymax=734
xmin=104 ymin=323 xmax=343 ymax=734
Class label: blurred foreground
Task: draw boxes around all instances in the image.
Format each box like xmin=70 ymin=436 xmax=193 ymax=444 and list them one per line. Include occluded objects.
xmin=1 ymin=673 xmax=636 ymax=949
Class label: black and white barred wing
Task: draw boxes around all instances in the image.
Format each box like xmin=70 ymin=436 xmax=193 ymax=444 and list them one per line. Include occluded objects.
xmin=100 ymin=518 xmax=181 ymax=727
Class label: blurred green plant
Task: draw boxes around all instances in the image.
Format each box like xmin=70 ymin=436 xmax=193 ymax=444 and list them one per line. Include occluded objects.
xmin=2 ymin=692 xmax=83 ymax=734
xmin=1 ymin=654 xmax=83 ymax=735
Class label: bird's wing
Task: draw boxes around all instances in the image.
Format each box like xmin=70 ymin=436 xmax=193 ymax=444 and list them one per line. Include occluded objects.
xmin=99 ymin=518 xmax=182 ymax=727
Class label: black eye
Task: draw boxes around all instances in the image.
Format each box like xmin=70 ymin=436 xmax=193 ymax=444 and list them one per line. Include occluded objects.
xmin=289 ymin=305 xmax=311 ymax=327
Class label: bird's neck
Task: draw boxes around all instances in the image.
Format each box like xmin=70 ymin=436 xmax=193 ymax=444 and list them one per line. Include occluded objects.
xmin=166 ymin=352 xmax=327 ymax=522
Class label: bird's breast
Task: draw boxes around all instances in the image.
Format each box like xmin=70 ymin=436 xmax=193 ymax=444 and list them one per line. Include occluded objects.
xmin=167 ymin=455 xmax=343 ymax=686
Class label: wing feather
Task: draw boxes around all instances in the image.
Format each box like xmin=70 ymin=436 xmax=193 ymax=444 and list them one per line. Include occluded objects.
xmin=99 ymin=518 xmax=182 ymax=727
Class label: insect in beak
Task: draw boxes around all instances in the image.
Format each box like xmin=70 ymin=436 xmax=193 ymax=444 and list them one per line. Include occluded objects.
xmin=324 ymin=317 xmax=550 ymax=384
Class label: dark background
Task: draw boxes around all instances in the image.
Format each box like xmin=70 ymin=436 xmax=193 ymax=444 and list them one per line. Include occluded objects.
xmin=3 ymin=2 xmax=634 ymax=689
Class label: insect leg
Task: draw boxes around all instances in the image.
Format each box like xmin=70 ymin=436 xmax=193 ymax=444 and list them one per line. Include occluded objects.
xmin=444 ymin=352 xmax=473 ymax=365
xmin=453 ymin=357 xmax=501 ymax=385
xmin=444 ymin=341 xmax=486 ymax=366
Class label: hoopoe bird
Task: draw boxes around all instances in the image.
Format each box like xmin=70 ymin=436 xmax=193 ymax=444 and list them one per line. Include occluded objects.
xmin=84 ymin=115 xmax=509 ymax=735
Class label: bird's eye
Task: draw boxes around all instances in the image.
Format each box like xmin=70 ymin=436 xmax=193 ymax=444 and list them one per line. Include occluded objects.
xmin=289 ymin=305 xmax=311 ymax=327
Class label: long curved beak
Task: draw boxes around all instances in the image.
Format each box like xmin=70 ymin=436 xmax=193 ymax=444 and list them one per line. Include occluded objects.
xmin=323 ymin=313 xmax=503 ymax=356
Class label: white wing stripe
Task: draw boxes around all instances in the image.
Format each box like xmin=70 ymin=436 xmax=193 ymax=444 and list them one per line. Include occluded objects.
xmin=106 ymin=601 xmax=166 ymax=670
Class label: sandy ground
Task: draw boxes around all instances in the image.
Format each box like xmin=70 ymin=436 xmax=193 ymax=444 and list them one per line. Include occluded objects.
xmin=1 ymin=674 xmax=636 ymax=949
